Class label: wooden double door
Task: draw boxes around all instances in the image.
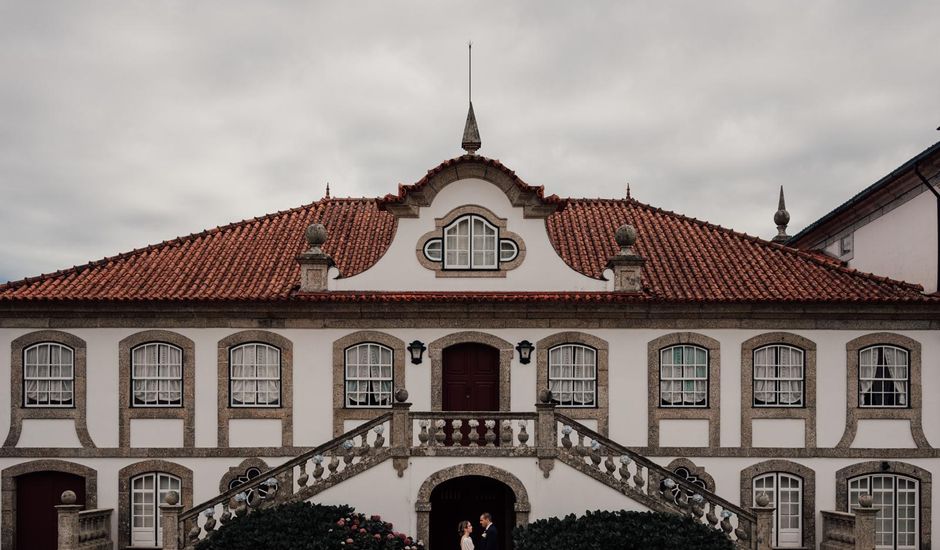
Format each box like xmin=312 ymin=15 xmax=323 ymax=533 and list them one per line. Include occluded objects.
xmin=442 ymin=343 xmax=500 ymax=446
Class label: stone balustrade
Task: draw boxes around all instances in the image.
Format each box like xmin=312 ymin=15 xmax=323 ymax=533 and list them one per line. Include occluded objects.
xmin=820 ymin=494 xmax=878 ymax=550
xmin=409 ymin=411 xmax=538 ymax=455
xmin=55 ymin=491 xmax=112 ymax=550
xmin=554 ymin=413 xmax=762 ymax=550
xmin=174 ymin=412 xmax=393 ymax=550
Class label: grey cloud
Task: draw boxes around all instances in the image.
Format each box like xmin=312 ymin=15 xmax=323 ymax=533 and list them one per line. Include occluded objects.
xmin=1 ymin=0 xmax=939 ymax=281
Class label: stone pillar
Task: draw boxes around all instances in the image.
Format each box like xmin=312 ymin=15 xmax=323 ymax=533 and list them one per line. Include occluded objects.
xmin=752 ymin=492 xmax=775 ymax=550
xmin=391 ymin=390 xmax=412 ymax=477
xmin=160 ymin=490 xmax=184 ymax=550
xmin=56 ymin=490 xmax=82 ymax=550
xmin=853 ymin=494 xmax=878 ymax=550
xmin=606 ymin=224 xmax=645 ymax=292
xmin=297 ymin=223 xmax=332 ymax=292
xmin=535 ymin=392 xmax=557 ymax=478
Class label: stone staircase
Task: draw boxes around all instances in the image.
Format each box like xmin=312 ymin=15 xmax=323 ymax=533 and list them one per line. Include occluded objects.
xmin=162 ymin=401 xmax=770 ymax=550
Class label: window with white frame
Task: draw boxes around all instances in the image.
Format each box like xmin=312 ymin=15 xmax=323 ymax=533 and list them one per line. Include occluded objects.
xmin=131 ymin=342 xmax=183 ymax=407
xmin=130 ymin=472 xmax=181 ymax=547
xmin=345 ymin=343 xmax=393 ymax=408
xmin=859 ymin=345 xmax=909 ymax=408
xmin=754 ymin=473 xmax=803 ymax=548
xmin=659 ymin=345 xmax=708 ymax=407
xmin=23 ymin=342 xmax=74 ymax=407
xmin=230 ymin=343 xmax=281 ymax=407
xmin=753 ymin=344 xmax=804 ymax=407
xmin=548 ymin=344 xmax=597 ymax=407
xmin=424 ymin=214 xmax=518 ymax=270
xmin=849 ymin=474 xmax=918 ymax=550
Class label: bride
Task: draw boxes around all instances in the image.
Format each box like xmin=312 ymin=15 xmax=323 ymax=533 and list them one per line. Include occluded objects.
xmin=458 ymin=520 xmax=474 ymax=550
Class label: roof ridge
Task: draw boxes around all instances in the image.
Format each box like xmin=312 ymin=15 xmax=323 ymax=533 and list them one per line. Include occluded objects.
xmin=565 ymin=197 xmax=925 ymax=293
xmin=0 ymin=198 xmax=362 ymax=292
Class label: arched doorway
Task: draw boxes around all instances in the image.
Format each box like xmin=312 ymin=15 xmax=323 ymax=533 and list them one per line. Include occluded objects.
xmin=416 ymin=464 xmax=530 ymax=550
xmin=1 ymin=460 xmax=97 ymax=550
xmin=431 ymin=475 xmax=515 ymax=550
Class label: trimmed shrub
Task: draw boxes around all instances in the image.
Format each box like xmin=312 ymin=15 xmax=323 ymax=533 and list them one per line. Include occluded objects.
xmin=512 ymin=510 xmax=734 ymax=550
xmin=195 ymin=501 xmax=424 ymax=550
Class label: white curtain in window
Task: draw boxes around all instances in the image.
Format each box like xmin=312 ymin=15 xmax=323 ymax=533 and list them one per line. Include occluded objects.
xmin=884 ymin=347 xmax=909 ymax=406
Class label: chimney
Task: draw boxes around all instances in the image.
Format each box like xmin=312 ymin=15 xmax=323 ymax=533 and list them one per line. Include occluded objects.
xmin=297 ymin=223 xmax=332 ymax=292
xmin=607 ymin=224 xmax=645 ymax=292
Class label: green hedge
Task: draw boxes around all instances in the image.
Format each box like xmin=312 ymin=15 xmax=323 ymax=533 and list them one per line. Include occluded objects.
xmin=195 ymin=501 xmax=424 ymax=550
xmin=512 ymin=510 xmax=734 ymax=550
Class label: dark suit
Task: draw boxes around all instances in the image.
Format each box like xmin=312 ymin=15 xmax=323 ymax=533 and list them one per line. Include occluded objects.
xmin=479 ymin=523 xmax=498 ymax=550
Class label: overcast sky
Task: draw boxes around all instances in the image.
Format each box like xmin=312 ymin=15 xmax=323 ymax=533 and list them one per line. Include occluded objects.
xmin=1 ymin=1 xmax=939 ymax=283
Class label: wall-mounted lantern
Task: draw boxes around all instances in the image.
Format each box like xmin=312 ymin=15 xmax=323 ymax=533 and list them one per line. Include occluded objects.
xmin=516 ymin=340 xmax=534 ymax=364
xmin=408 ymin=340 xmax=426 ymax=365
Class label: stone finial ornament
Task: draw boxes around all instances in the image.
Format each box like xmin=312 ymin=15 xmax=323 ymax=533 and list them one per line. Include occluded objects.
xmin=395 ymin=388 xmax=410 ymax=403
xmin=297 ymin=222 xmax=333 ymax=292
xmin=164 ymin=490 xmax=180 ymax=506
xmin=61 ymin=490 xmax=77 ymax=505
xmin=772 ymin=186 xmax=790 ymax=243
xmin=858 ymin=494 xmax=873 ymax=508
xmin=607 ymin=223 xmax=645 ymax=292
xmin=462 ymin=102 xmax=482 ymax=155
xmin=538 ymin=388 xmax=553 ymax=404
xmin=755 ymin=492 xmax=771 ymax=507
xmin=305 ymin=223 xmax=328 ymax=255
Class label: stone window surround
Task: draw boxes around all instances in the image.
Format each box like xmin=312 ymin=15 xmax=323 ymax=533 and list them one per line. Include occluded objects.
xmin=836 ymin=333 xmax=927 ymax=449
xmin=740 ymin=332 xmax=817 ymax=449
xmin=415 ymin=463 xmax=531 ymax=547
xmin=535 ymin=332 xmax=609 ymax=435
xmin=3 ymin=330 xmax=95 ymax=448
xmin=332 ymin=331 xmax=406 ymax=436
xmin=1 ymin=459 xmax=98 ymax=550
xmin=740 ymin=459 xmax=816 ymax=550
xmin=647 ymin=332 xmax=721 ymax=448
xmin=429 ymin=331 xmax=513 ymax=413
xmin=118 ymin=330 xmax=196 ymax=448
xmin=118 ymin=459 xmax=193 ymax=550
xmin=415 ymin=204 xmax=526 ymax=278
xmin=835 ymin=460 xmax=931 ymax=549
xmin=217 ymin=330 xmax=293 ymax=448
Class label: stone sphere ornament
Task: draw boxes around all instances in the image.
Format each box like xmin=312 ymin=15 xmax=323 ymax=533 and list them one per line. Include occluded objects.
xmin=774 ymin=207 xmax=790 ymax=227
xmin=305 ymin=223 xmax=328 ymax=250
xmin=61 ymin=490 xmax=77 ymax=505
xmin=615 ymin=224 xmax=637 ymax=248
xmin=164 ymin=490 xmax=180 ymax=506
xmin=858 ymin=494 xmax=874 ymax=508
xmin=537 ymin=388 xmax=553 ymax=404
xmin=395 ymin=388 xmax=409 ymax=403
xmin=756 ymin=492 xmax=771 ymax=507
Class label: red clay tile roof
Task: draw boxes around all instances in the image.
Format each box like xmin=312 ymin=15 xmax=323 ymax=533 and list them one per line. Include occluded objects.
xmin=0 ymin=159 xmax=932 ymax=304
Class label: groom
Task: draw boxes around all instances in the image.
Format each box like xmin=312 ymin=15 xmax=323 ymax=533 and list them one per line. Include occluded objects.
xmin=478 ymin=513 xmax=498 ymax=550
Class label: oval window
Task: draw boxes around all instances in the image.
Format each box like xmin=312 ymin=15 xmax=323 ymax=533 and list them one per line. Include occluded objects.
xmin=424 ymin=239 xmax=443 ymax=262
xmin=499 ymin=239 xmax=518 ymax=262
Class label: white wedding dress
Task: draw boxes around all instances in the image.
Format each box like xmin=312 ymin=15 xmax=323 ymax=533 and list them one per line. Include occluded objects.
xmin=461 ymin=535 xmax=475 ymax=550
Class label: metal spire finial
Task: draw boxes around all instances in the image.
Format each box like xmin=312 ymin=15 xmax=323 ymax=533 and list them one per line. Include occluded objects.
xmin=626 ymin=182 xmax=631 ymax=200
xmin=325 ymin=182 xmax=330 ymax=199
xmin=772 ymin=185 xmax=791 ymax=243
xmin=461 ymin=41 xmax=481 ymax=155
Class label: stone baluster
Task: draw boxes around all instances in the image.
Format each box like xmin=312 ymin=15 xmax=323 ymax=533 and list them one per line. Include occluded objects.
xmin=690 ymin=494 xmax=705 ymax=519
xmin=752 ymin=492 xmax=773 ymax=549
xmin=604 ymin=454 xmax=616 ymax=475
xmin=719 ymin=509 xmax=734 ymax=536
xmin=589 ymin=440 xmax=602 ymax=467
xmin=328 ymin=454 xmax=340 ymax=475
xmin=56 ymin=490 xmax=82 ymax=550
xmin=618 ymin=456 xmax=631 ymax=483
xmin=433 ymin=420 xmax=446 ymax=446
xmin=202 ymin=508 xmax=217 ymax=534
xmin=467 ymin=420 xmax=480 ymax=447
xmin=417 ymin=420 xmax=430 ymax=446
xmin=373 ymin=424 xmax=386 ymax=448
xmin=219 ymin=499 xmax=233 ymax=525
xmin=312 ymin=455 xmax=325 ymax=480
xmin=633 ymin=465 xmax=646 ymax=492
xmin=452 ymin=419 xmax=464 ymax=446
xmin=705 ymin=502 xmax=719 ymax=529
xmin=500 ymin=420 xmax=513 ymax=446
xmin=234 ymin=492 xmax=248 ymax=517
xmin=484 ymin=420 xmax=497 ymax=447
xmin=854 ymin=494 xmax=878 ymax=550
xmin=517 ymin=421 xmax=530 ymax=446
xmin=160 ymin=491 xmax=183 ymax=550
xmin=297 ymin=461 xmax=310 ymax=487
xmin=342 ymin=439 xmax=355 ymax=466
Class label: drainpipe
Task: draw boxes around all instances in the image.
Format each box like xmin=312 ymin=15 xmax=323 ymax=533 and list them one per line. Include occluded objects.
xmin=913 ymin=163 xmax=940 ymax=292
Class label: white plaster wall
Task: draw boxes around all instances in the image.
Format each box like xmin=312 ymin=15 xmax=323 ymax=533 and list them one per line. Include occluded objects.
xmin=130 ymin=419 xmax=184 ymax=448
xmin=751 ymin=419 xmax=804 ymax=448
xmin=0 ymin=331 xmax=11 ymax=445
xmin=17 ymin=419 xmax=82 ymax=447
xmin=851 ymin=191 xmax=938 ymax=293
xmin=660 ymin=420 xmax=709 ymax=447
xmin=330 ymin=179 xmax=608 ymax=292
xmin=852 ymin=419 xmax=917 ymax=449
xmin=228 ymin=419 xmax=282 ymax=448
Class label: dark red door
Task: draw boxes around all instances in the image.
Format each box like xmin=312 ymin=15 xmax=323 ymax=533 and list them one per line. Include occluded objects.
xmin=442 ymin=343 xmax=499 ymax=445
xmin=16 ymin=471 xmax=86 ymax=550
